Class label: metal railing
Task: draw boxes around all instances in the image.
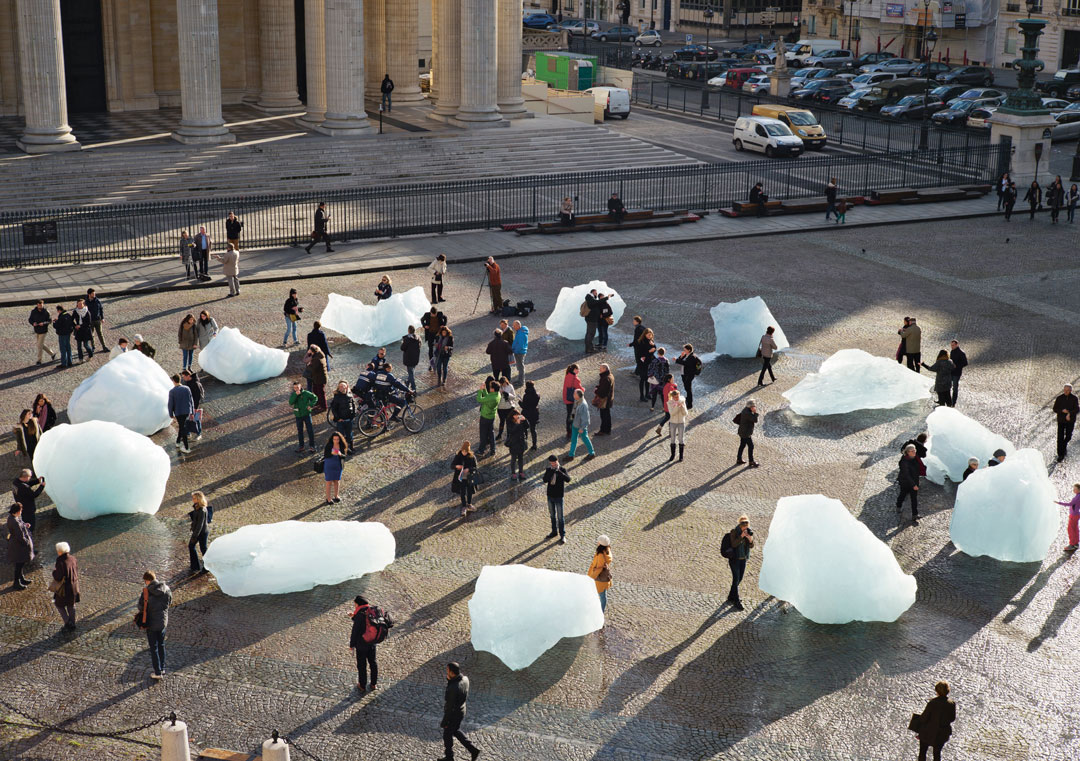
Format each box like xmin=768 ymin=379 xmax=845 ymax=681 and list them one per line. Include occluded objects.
xmin=0 ymin=144 xmax=1006 ymax=268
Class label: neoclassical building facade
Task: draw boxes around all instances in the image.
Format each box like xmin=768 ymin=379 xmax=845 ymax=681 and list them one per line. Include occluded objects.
xmin=0 ymin=0 xmax=526 ymax=152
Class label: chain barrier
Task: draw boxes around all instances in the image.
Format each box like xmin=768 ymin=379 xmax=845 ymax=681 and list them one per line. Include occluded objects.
xmin=283 ymin=730 xmax=333 ymax=761
xmin=0 ymin=694 xmax=173 ymax=746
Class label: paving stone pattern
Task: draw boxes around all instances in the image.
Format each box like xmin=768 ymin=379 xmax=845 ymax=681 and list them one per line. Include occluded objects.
xmin=1 ymin=218 xmax=1079 ymax=761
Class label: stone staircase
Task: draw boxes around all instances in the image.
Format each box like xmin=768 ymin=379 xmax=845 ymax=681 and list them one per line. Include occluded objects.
xmin=0 ymin=125 xmax=701 ymax=212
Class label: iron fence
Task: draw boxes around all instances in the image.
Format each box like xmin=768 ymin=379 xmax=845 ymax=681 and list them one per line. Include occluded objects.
xmin=0 ymin=144 xmax=1007 ymax=269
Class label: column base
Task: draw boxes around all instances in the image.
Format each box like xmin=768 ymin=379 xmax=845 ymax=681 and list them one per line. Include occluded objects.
xmin=449 ymin=116 xmax=510 ymax=128
xmin=171 ymin=129 xmax=236 ymax=145
xmin=314 ymin=118 xmax=374 ymax=137
xmin=391 ymin=86 xmax=426 ymax=103
xmin=253 ymin=100 xmax=304 ymax=114
xmin=298 ymin=112 xmax=326 ymax=128
xmin=429 ymin=107 xmax=461 ymax=123
xmin=16 ymin=137 xmax=82 ymax=154
xmin=498 ymin=100 xmax=532 ymax=119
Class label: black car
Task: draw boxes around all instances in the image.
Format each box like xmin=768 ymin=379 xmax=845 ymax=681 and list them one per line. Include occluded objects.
xmin=910 ymin=62 xmax=952 ymax=79
xmin=1069 ymin=83 xmax=1080 ymax=101
xmin=879 ymin=94 xmax=947 ymax=119
xmin=688 ymin=61 xmax=726 ymax=81
xmin=791 ymin=78 xmax=846 ymax=100
xmin=936 ymin=65 xmax=994 ymax=86
xmin=673 ymin=44 xmax=718 ymax=61
xmin=814 ymin=83 xmax=855 ymax=104
xmin=929 ymin=84 xmax=970 ymax=103
xmin=725 ymin=42 xmax=766 ymax=58
xmin=666 ymin=61 xmax=694 ymax=79
xmin=1036 ymin=69 xmax=1080 ymax=98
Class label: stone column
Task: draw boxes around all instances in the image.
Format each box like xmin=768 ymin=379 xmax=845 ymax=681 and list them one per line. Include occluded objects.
xmin=316 ymin=0 xmax=373 ymax=136
xmin=15 ymin=0 xmax=80 ymax=153
xmin=496 ymin=0 xmax=527 ymax=118
xmin=300 ymin=0 xmax=327 ymax=125
xmin=430 ymin=0 xmax=459 ymax=120
xmin=172 ymin=0 xmax=235 ymax=144
xmin=258 ymin=0 xmax=302 ymax=110
xmin=385 ymin=0 xmax=424 ymax=103
xmin=363 ymin=0 xmax=386 ymax=99
xmin=429 ymin=0 xmax=439 ymax=106
xmin=454 ymin=0 xmax=504 ymax=126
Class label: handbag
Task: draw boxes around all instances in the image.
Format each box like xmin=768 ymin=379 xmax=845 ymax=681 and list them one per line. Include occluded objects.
xmin=604 ymin=316 xmax=614 ymax=325
xmin=48 ymin=578 xmax=64 ymax=594
xmin=312 ymin=456 xmax=325 ymax=474
xmin=134 ymin=587 xmax=149 ymax=629
xmin=755 ymin=348 xmax=762 ymax=358
xmin=907 ymin=713 xmax=922 ymax=732
xmin=596 ymin=565 xmax=612 ymax=583
xmin=592 ymin=394 xmax=603 ymax=408
xmin=310 ymin=231 xmax=318 ymax=240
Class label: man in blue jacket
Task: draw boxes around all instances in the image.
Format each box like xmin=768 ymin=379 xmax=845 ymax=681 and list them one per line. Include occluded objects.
xmin=372 ymin=365 xmax=410 ymax=419
xmin=167 ymin=374 xmax=195 ymax=453
xmin=511 ymin=320 xmax=529 ymax=386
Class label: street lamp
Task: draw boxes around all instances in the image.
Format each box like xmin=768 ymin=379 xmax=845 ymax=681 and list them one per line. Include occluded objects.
xmin=918 ymin=24 xmax=938 ymax=149
xmin=744 ymin=0 xmax=750 ymax=43
xmin=702 ymin=6 xmax=715 ymax=107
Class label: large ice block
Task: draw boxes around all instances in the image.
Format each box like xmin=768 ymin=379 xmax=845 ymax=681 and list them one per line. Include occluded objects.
xmin=950 ymin=448 xmax=1059 ymax=562
xmin=32 ymin=421 xmax=170 ymax=520
xmin=198 ymin=326 xmax=288 ymax=384
xmin=204 ymin=520 xmax=396 ymax=596
xmin=923 ymin=407 xmax=1016 ymax=485
xmin=469 ymin=564 xmax=604 ymax=670
xmin=782 ymin=349 xmax=932 ymax=415
xmin=758 ymin=495 xmax=917 ymax=624
xmin=706 ymin=297 xmax=789 ymax=359
xmin=319 ymin=289 xmax=431 ymax=348
xmin=68 ymin=350 xmax=173 ymax=435
xmin=544 ymin=281 xmax=626 ymax=340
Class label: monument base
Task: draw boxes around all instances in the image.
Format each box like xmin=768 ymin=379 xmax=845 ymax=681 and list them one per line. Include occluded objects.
xmin=989 ymin=110 xmax=1058 ymax=185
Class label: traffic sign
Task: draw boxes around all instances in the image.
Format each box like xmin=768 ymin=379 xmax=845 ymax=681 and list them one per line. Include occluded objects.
xmin=685 ymin=33 xmax=693 ymax=43
xmin=760 ymin=10 xmax=776 ymax=24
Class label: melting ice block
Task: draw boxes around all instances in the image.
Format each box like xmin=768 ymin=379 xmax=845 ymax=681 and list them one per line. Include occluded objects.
xmin=758 ymin=495 xmax=916 ymax=624
xmin=204 ymin=520 xmax=396 ymax=596
xmin=319 ymin=288 xmax=431 ymax=347
xmin=782 ymin=349 xmax=932 ymax=415
xmin=923 ymin=407 xmax=1016 ymax=485
xmin=68 ymin=350 xmax=173 ymax=435
xmin=198 ymin=326 xmax=288 ymax=384
xmin=706 ymin=296 xmax=789 ymax=359
xmin=544 ymin=281 xmax=626 ymax=340
xmin=950 ymin=448 xmax=1058 ymax=562
xmin=469 ymin=564 xmax=604 ymax=670
xmin=33 ymin=421 xmax=170 ymax=520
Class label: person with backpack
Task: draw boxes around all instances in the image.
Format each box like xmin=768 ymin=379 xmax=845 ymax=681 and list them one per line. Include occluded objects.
xmin=675 ymin=344 xmax=701 ymax=410
xmin=721 ymin=515 xmax=754 ymax=611
xmin=543 ymin=455 xmax=571 ymax=543
xmin=400 ymin=326 xmax=422 ymax=391
xmin=735 ymin=400 xmax=759 ymax=468
xmin=653 ymin=373 xmax=678 ymax=437
xmin=349 ymin=595 xmax=393 ymax=692
xmin=647 ymin=348 xmax=670 ymax=410
xmin=520 ymin=380 xmax=540 ymax=450
xmin=52 ymin=305 xmax=75 ymax=368
xmin=948 ymin=340 xmax=967 ymax=407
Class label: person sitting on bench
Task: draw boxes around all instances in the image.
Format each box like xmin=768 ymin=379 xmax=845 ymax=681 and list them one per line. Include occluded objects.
xmin=607 ymin=192 xmax=626 ymax=224
xmin=749 ymin=182 xmax=768 ymax=217
xmin=559 ymin=197 xmax=575 ymax=227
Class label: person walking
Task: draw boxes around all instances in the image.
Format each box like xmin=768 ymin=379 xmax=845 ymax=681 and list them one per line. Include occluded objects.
xmin=1067 ymin=183 xmax=1079 ymax=223
xmin=835 ymin=198 xmax=848 ymax=224
xmin=304 ymin=202 xmax=334 ymax=253
xmin=12 ymin=469 xmax=45 ymax=534
xmin=423 ymin=306 xmax=447 ymax=361
xmin=667 ymin=388 xmax=689 ymax=462
xmin=374 ymin=275 xmax=393 ymax=301
xmin=306 ymin=320 xmax=333 ymax=370
xmin=349 ymin=595 xmax=380 ymax=692
xmin=913 ymin=681 xmax=956 ymax=761
xmin=485 ymin=329 xmax=513 ymax=381
xmin=921 ymin=350 xmax=955 ymax=407
xmin=506 ymin=411 xmax=528 ymax=480
xmin=72 ymin=298 xmax=94 ymax=362
xmin=565 ymin=388 xmax=596 ymax=462
xmin=429 ymin=254 xmax=447 ymax=303
xmin=654 ymin=374 xmax=677 ymax=436
xmin=629 ymin=316 xmax=646 ymax=368
xmin=595 ymin=364 xmax=614 ymax=435
xmin=1003 ymin=181 xmax=1017 ymax=221
xmin=51 ymin=541 xmax=79 ymax=630
xmin=136 ymin=570 xmax=172 ymax=679
xmin=195 ymin=310 xmax=219 ymax=352
xmin=225 ymin=211 xmax=243 ymax=250
xmin=947 ymin=340 xmax=967 ymax=407
xmin=15 ymin=410 xmax=42 ymax=463
xmin=1054 ymin=383 xmax=1079 ymax=462
xmin=476 ymin=380 xmax=500 ymax=458
xmin=178 ymin=314 xmax=197 ymax=371
xmin=824 ymin=177 xmax=838 ymax=221
xmin=439 ymin=662 xmax=480 ymax=761
xmin=181 ymin=369 xmax=204 ymax=439
xmin=435 ymin=326 xmax=454 ymax=387
xmin=647 ymin=348 xmax=670 ymax=410
xmin=33 ymin=394 xmax=56 ymax=432
xmin=168 ymin=374 xmax=195 ymax=454
xmin=289 ymin=380 xmax=318 ymax=454
xmin=511 ymin=320 xmax=529 ymax=386
xmin=283 ymin=288 xmax=303 ymax=346
xmin=380 ymin=74 xmax=394 ymax=111
xmin=735 ymin=400 xmax=759 ymax=468
xmin=675 ymin=344 xmax=701 ymax=409
xmin=722 ymin=515 xmax=754 ymax=610
xmin=451 ymin=441 xmax=479 ymax=517
xmin=1048 ymin=176 xmax=1064 ymax=224
xmin=323 ymin=432 xmax=348 ymax=504
xmin=587 ymin=536 xmax=613 ymax=612
xmin=1056 ymin=483 xmax=1080 ymax=553
xmin=305 ymin=345 xmax=329 ymax=412
xmin=900 ymin=317 xmax=922 ymax=372
xmin=543 ymin=455 xmax=571 ymax=543
xmin=485 ymin=257 xmax=502 ymax=314
xmin=634 ymin=327 xmax=656 ymax=401
xmin=584 ymin=289 xmax=606 ymax=353
xmin=562 ymin=364 xmax=584 ymax=439
xmin=897 ymin=443 xmax=921 ymax=525
xmin=85 ymin=289 xmax=106 ymax=352
xmin=521 ymin=380 xmax=540 ymax=450
xmin=187 ymin=493 xmax=209 ymax=572
xmin=212 ymin=242 xmax=241 ymax=296
xmin=193 ymin=226 xmax=212 ymax=280
xmin=329 ymin=380 xmax=356 ymax=450
xmin=757 ymin=327 xmax=778 ymax=386
xmin=28 ymin=299 xmax=56 ymax=365
xmin=996 ymin=171 xmax=1010 ymax=211
xmin=7 ymin=503 xmax=34 ymax=590
xmin=179 ymin=230 xmax=195 ymax=278
xmin=400 ymin=326 xmax=422 ymax=391
xmin=1024 ymin=180 xmax=1041 ymax=220
xmin=52 ymin=305 xmax=74 ymax=368
xmin=495 ymin=376 xmax=517 ymax=441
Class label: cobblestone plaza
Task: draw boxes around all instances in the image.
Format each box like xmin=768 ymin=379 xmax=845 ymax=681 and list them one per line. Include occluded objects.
xmin=1 ymin=218 xmax=1078 ymax=760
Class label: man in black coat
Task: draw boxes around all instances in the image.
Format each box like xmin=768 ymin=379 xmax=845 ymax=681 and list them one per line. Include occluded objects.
xmin=824 ymin=177 xmax=838 ymax=221
xmin=736 ymin=401 xmax=759 ymax=467
xmin=1053 ymin=384 xmax=1079 ymax=462
xmin=181 ymin=370 xmax=204 ymax=439
xmin=948 ymin=340 xmax=967 ymax=407
xmin=440 ymin=662 xmax=479 ymax=761
xmin=422 ymin=308 xmax=447 ymax=360
xmin=584 ymin=290 xmax=606 ymax=353
xmin=12 ymin=469 xmax=45 ymax=534
xmin=915 ymin=680 xmax=956 ymax=761
xmin=400 ymin=326 xmax=422 ymax=391
xmin=675 ymin=343 xmax=700 ymax=410
xmin=304 ymin=202 xmax=334 ymax=253
xmin=542 ymin=455 xmax=571 ymax=543
xmin=607 ymin=192 xmax=626 ymax=224
xmin=896 ymin=444 xmax=921 ymax=525
xmin=225 ymin=212 xmax=243 ymax=249
xmin=52 ymin=305 xmax=75 ymax=368
xmin=28 ymin=299 xmax=56 ymax=364
xmin=193 ymin=226 xmax=212 ymax=279
xmin=485 ymin=329 xmax=514 ymax=380
xmin=749 ymin=182 xmax=768 ymax=217
xmin=380 ymin=74 xmax=394 ymax=112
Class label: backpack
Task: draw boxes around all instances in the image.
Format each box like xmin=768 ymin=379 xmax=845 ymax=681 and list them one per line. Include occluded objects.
xmin=694 ymin=357 xmax=703 ymax=377
xmin=515 ymin=300 xmax=534 ymax=316
xmin=720 ymin=532 xmax=734 ymax=559
xmin=732 ymin=413 xmax=742 ymax=426
xmin=579 ymin=300 xmax=590 ymax=317
xmin=361 ymin=606 xmax=395 ymax=645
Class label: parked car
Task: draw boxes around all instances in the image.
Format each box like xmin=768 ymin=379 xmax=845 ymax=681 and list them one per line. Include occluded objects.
xmin=805 ymin=49 xmax=855 ymax=69
xmin=593 ymin=25 xmax=636 ymax=41
xmin=862 ymin=58 xmax=918 ymax=75
xmin=855 ymin=77 xmax=927 ymax=111
xmin=929 ymin=84 xmax=970 ymax=103
xmin=1041 ymin=97 xmax=1072 ymax=112
xmin=946 ymin=87 xmax=1005 ymax=106
xmin=673 ymin=44 xmax=718 ymax=61
xmin=635 ymin=29 xmax=663 ymax=46
xmin=880 ymin=94 xmax=946 ymax=119
xmin=931 ymin=97 xmax=1000 ymax=126
xmin=1051 ymin=109 xmax=1080 ymax=139
xmin=965 ymin=107 xmax=998 ymax=129
xmin=910 ymin=61 xmax=952 ymax=79
xmin=791 ymin=78 xmax=846 ymax=100
xmin=688 ymin=61 xmax=725 ymax=81
xmin=584 ymin=87 xmax=631 ymax=119
xmin=724 ymin=67 xmax=763 ymax=89
xmin=851 ymin=71 xmax=898 ymax=87
xmin=815 ymin=82 xmax=854 ymax=104
xmin=725 ymin=42 xmax=767 ymax=58
xmin=935 ymin=65 xmax=994 ymax=86
xmin=742 ymin=74 xmax=771 ymax=95
xmin=853 ymin=51 xmax=896 ymax=68
xmin=733 ymin=116 xmax=804 ymax=157
xmin=1068 ymin=83 xmax=1080 ymax=100
xmin=560 ymin=19 xmax=600 ymax=35
xmin=1035 ymin=69 xmax=1080 ymax=98
xmin=522 ymin=12 xmax=558 ymax=29
xmin=753 ymin=104 xmax=828 ymax=148
xmin=838 ymin=87 xmax=871 ymax=109
xmin=666 ymin=61 xmax=693 ymax=79
xmin=1064 ymin=101 xmax=1080 ymax=112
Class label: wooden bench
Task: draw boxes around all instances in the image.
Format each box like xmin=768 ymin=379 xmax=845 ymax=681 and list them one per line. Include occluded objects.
xmin=198 ymin=750 xmax=258 ymax=761
xmin=514 ymin=209 xmax=702 ymax=235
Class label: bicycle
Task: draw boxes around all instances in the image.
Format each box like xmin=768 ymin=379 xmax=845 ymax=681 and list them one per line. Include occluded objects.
xmin=357 ymin=393 xmax=425 ymax=438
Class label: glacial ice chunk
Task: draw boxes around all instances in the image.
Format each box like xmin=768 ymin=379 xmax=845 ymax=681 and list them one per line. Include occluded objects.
xmin=782 ymin=349 xmax=932 ymax=415
xmin=319 ymin=288 xmax=431 ymax=347
xmin=544 ymin=281 xmax=626 ymax=340
xmin=198 ymin=326 xmax=288 ymax=384
xmin=758 ymin=495 xmax=917 ymax=624
xmin=950 ymin=448 xmax=1058 ymax=562
xmin=923 ymin=407 xmax=1016 ymax=485
xmin=68 ymin=351 xmax=173 ymax=435
xmin=706 ymin=296 xmax=789 ymax=359
xmin=32 ymin=421 xmax=170 ymax=520
xmin=203 ymin=520 xmax=396 ymax=596
xmin=469 ymin=564 xmax=604 ymax=670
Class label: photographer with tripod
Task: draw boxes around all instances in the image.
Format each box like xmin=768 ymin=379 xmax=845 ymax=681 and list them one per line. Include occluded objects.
xmin=484 ymin=257 xmax=502 ymax=314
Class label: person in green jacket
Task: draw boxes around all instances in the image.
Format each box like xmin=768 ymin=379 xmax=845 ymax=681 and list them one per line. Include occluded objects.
xmin=289 ymin=380 xmax=319 ymax=453
xmin=476 ymin=380 xmax=500 ymax=458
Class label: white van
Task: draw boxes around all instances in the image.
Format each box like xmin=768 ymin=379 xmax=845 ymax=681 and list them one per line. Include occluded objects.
xmin=786 ymin=39 xmax=842 ymax=66
xmin=732 ymin=116 xmax=803 ymax=157
xmin=585 ymin=87 xmax=631 ymax=119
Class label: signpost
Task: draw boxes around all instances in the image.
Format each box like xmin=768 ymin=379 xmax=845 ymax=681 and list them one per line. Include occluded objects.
xmin=22 ymin=221 xmax=57 ymax=245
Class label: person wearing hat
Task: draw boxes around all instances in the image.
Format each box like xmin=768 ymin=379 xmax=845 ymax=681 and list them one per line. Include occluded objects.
xmin=587 ymin=535 xmax=613 ymax=612
xmin=133 ymin=334 xmax=156 ymax=358
xmin=987 ymin=449 xmax=1007 ymax=467
xmin=723 ymin=516 xmax=754 ymax=610
xmin=349 ymin=596 xmax=379 ymax=692
xmin=1053 ymin=383 xmax=1079 ymax=462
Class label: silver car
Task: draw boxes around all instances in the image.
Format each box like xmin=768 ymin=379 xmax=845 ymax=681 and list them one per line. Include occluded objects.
xmin=635 ymin=29 xmax=662 ymax=47
xmin=838 ymin=87 xmax=870 ymax=110
xmin=804 ymin=49 xmax=854 ymax=70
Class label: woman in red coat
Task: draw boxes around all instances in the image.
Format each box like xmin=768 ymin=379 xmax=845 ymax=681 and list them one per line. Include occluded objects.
xmin=52 ymin=542 xmax=80 ymax=630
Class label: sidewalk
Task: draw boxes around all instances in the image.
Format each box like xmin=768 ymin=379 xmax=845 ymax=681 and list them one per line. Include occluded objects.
xmin=2 ymin=194 xmax=1001 ymax=304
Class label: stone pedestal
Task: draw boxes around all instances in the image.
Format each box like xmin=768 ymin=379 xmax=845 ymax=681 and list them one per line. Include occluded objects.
xmin=386 ymin=0 xmax=425 ymax=103
xmin=453 ymin=0 xmax=507 ymax=127
xmin=989 ymin=110 xmax=1058 ymax=185
xmin=15 ymin=0 xmax=81 ymax=153
xmin=430 ymin=0 xmax=460 ymax=121
xmin=299 ymin=0 xmax=327 ymax=126
xmin=769 ymin=70 xmax=792 ymax=99
xmin=161 ymin=721 xmax=192 ymax=761
xmin=257 ymin=0 xmax=302 ymax=111
xmin=496 ymin=0 xmax=529 ymax=119
xmin=172 ymin=0 xmax=235 ymax=145
xmin=316 ymin=0 xmax=373 ymax=136
xmin=364 ymin=0 xmax=387 ymax=99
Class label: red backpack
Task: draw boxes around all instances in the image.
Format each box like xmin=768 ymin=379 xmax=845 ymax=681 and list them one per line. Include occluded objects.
xmin=361 ymin=605 xmax=395 ymax=645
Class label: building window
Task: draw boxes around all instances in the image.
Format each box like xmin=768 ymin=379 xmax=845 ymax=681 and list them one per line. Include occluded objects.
xmin=809 ymin=14 xmax=817 ymax=32
xmin=830 ymin=17 xmax=838 ymax=36
xmin=851 ymin=18 xmax=861 ymax=40
xmin=1065 ymin=0 xmax=1080 ymax=15
xmin=1004 ymin=28 xmax=1017 ymax=54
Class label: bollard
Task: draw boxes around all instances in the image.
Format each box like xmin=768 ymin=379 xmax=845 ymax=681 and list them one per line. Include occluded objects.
xmin=161 ymin=717 xmax=191 ymax=761
xmin=262 ymin=731 xmax=291 ymax=761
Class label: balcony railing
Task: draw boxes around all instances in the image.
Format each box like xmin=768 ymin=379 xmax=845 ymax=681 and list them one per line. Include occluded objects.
xmin=1063 ymin=4 xmax=1080 ymax=15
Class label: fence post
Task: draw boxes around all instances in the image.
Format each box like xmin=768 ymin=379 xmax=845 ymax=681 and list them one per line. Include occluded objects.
xmin=263 ymin=732 xmax=290 ymax=761
xmin=862 ymin=118 xmax=867 ymax=151
xmin=650 ymin=80 xmax=655 ymax=106
xmin=161 ymin=717 xmax=191 ymax=761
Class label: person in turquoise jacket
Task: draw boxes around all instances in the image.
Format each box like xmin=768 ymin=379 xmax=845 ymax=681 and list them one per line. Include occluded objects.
xmin=511 ymin=321 xmax=529 ymax=387
xmin=476 ymin=381 xmax=500 ymax=458
xmin=289 ymin=380 xmax=319 ymax=453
